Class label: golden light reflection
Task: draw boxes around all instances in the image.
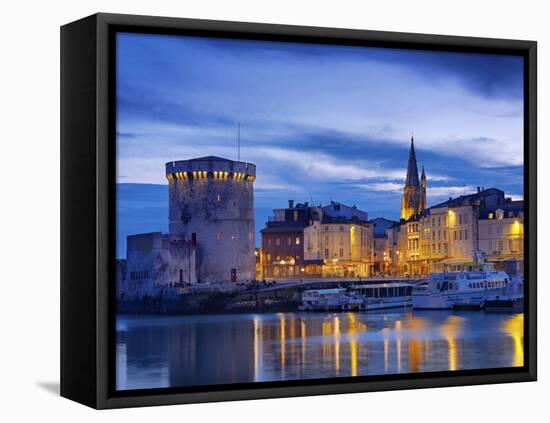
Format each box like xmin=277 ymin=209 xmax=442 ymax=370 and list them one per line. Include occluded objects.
xmin=278 ymin=313 xmax=286 ymax=375
xmin=322 ymin=320 xmax=331 ymax=366
xmin=440 ymin=315 xmax=463 ymax=371
xmin=333 ymin=316 xmax=341 ymax=374
xmin=347 ymin=313 xmax=359 ymax=377
xmin=406 ymin=314 xmax=426 ymax=373
xmin=395 ymin=320 xmax=402 ymax=372
xmin=383 ymin=336 xmax=389 ymax=372
xmin=290 ymin=316 xmax=297 ymax=365
xmin=501 ymin=314 xmax=524 ymax=367
xmin=300 ymin=319 xmax=306 ymax=367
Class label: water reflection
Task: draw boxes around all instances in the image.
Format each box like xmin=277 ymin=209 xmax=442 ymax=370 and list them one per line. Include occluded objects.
xmin=501 ymin=314 xmax=524 ymax=367
xmin=116 ymin=311 xmax=524 ymax=390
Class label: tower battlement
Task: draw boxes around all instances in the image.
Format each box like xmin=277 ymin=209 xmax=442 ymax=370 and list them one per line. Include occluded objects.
xmin=166 ymin=156 xmax=256 ymax=182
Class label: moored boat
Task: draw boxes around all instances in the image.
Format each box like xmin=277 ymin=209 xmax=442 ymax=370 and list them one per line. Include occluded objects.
xmin=343 ymin=283 xmax=413 ymax=311
xmin=412 ymin=251 xmax=520 ymax=310
xmin=300 ymin=283 xmax=413 ymax=312
xmin=300 ymin=288 xmax=348 ymax=311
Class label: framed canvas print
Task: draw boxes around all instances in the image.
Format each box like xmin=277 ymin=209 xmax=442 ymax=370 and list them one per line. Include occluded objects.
xmin=60 ymin=13 xmax=537 ymax=409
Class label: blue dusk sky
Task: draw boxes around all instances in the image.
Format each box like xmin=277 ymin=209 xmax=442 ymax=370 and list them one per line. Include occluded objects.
xmin=116 ymin=32 xmax=524 ymax=257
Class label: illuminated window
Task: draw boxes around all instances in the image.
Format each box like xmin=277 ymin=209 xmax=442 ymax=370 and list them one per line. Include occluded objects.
xmin=217 ymin=194 xmax=221 ymax=202
xmin=293 ymin=210 xmax=299 ymax=221
xmin=488 ymin=213 xmax=494 ymax=219
xmin=276 ymin=238 xmax=280 ymax=246
xmin=295 ymin=237 xmax=300 ymax=245
xmin=216 ymin=232 xmax=222 ymax=240
xmin=267 ymin=253 xmax=271 ymax=261
xmin=287 ymin=237 xmax=291 ymax=245
xmin=249 ymin=232 xmax=253 ymax=241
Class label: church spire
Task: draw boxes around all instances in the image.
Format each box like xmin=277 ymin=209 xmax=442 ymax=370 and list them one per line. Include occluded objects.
xmin=405 ymin=136 xmax=420 ymax=187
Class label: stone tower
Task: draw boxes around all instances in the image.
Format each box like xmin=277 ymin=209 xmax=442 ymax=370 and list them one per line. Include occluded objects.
xmin=166 ymin=156 xmax=256 ymax=283
xmin=400 ymin=136 xmax=426 ymax=220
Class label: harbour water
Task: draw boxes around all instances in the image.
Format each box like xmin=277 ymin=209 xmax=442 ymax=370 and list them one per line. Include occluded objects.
xmin=116 ymin=310 xmax=524 ymax=391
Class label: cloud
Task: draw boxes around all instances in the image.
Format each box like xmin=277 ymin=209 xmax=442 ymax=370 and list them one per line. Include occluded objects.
xmin=115 ymin=32 xmax=524 ymax=221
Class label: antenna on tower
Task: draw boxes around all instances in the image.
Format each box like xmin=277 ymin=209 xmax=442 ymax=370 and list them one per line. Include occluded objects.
xmin=237 ymin=123 xmax=241 ymax=161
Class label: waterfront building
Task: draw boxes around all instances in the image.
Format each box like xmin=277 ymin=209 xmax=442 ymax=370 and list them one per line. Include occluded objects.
xmin=388 ymin=184 xmax=524 ymax=276
xmin=318 ymin=215 xmax=373 ymax=277
xmin=389 ymin=137 xmax=524 ymax=277
xmin=370 ymin=217 xmax=395 ymax=275
xmin=478 ymin=201 xmax=524 ymax=276
xmin=261 ymin=201 xmax=323 ymax=278
xmin=261 ymin=200 xmax=374 ymax=279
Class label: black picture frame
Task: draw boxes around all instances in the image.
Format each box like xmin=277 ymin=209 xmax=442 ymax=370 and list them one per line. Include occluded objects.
xmin=60 ymin=12 xmax=537 ymax=409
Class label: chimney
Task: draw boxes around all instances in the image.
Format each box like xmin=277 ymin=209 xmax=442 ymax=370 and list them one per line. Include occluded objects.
xmin=288 ymin=200 xmax=294 ymax=209
xmin=304 ymin=202 xmax=309 ymax=207
xmin=477 ymin=186 xmax=481 ymax=193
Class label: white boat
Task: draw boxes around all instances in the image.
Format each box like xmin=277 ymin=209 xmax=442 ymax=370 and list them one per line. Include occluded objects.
xmin=300 ymin=288 xmax=348 ymax=311
xmin=343 ymin=283 xmax=413 ymax=311
xmin=412 ymin=251 xmax=517 ymax=310
xmin=300 ymin=283 xmax=413 ymax=312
